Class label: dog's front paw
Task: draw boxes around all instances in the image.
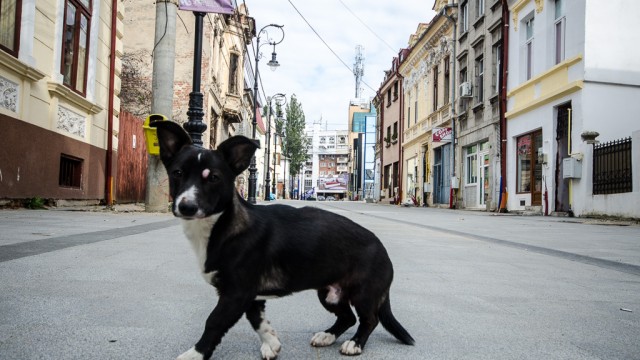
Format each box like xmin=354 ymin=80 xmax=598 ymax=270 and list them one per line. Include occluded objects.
xmin=339 ymin=340 xmax=362 ymax=356
xmin=177 ymin=347 xmax=205 ymax=360
xmin=259 ymin=330 xmax=281 ymax=360
xmin=260 ymin=339 xmax=281 ymax=360
xmin=310 ymin=332 xmax=336 ymax=347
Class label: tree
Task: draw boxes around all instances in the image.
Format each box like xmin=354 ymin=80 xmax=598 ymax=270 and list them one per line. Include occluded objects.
xmin=281 ymin=95 xmax=308 ymax=179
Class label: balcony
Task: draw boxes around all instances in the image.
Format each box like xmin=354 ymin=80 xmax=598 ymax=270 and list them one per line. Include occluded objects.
xmin=428 ymin=103 xmax=451 ymax=128
xmin=222 ymin=93 xmax=243 ymax=123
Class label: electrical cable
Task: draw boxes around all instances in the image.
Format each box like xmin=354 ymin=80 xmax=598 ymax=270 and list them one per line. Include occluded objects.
xmin=286 ymin=0 xmax=376 ymax=93
xmin=337 ymin=0 xmax=396 ymax=54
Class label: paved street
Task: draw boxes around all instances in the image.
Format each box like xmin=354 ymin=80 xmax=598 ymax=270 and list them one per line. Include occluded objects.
xmin=1 ymin=201 xmax=639 ymax=359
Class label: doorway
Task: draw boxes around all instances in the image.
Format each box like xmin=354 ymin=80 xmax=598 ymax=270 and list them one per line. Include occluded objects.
xmin=433 ymin=144 xmax=451 ymax=204
xmin=554 ymin=103 xmax=571 ymax=213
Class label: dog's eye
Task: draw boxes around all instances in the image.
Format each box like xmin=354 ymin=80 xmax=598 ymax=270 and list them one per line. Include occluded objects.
xmin=209 ymin=174 xmax=220 ymax=183
xmin=172 ymin=170 xmax=183 ymax=178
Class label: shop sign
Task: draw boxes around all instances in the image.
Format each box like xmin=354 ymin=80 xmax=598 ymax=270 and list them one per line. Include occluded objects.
xmin=433 ymin=127 xmax=452 ymax=142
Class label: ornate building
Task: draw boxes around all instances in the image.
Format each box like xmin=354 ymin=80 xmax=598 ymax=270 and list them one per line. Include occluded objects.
xmin=399 ymin=2 xmax=456 ymax=206
xmin=0 ymin=0 xmax=123 ymax=204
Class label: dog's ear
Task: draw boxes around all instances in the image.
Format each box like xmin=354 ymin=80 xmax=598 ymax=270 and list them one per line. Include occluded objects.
xmin=150 ymin=121 xmax=192 ymax=164
xmin=217 ymin=136 xmax=260 ymax=175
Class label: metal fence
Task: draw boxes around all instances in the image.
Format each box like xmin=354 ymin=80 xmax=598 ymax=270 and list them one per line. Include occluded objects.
xmin=592 ymin=137 xmax=632 ymax=195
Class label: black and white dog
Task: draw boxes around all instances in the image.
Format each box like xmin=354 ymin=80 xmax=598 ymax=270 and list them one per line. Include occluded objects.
xmin=151 ymin=121 xmax=414 ymax=359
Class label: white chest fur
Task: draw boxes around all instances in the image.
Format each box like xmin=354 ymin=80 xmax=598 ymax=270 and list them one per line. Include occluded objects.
xmin=181 ymin=213 xmax=222 ymax=284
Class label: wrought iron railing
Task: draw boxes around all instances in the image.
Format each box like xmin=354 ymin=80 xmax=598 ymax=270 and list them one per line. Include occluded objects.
xmin=592 ymin=137 xmax=632 ymax=195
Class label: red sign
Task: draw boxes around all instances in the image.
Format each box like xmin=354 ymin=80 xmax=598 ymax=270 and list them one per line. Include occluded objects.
xmin=433 ymin=127 xmax=452 ymax=142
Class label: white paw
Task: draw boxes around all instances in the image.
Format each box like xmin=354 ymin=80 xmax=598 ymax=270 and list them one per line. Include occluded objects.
xmin=259 ymin=327 xmax=281 ymax=359
xmin=260 ymin=339 xmax=281 ymax=360
xmin=340 ymin=340 xmax=362 ymax=356
xmin=310 ymin=332 xmax=336 ymax=347
xmin=176 ymin=347 xmax=204 ymax=360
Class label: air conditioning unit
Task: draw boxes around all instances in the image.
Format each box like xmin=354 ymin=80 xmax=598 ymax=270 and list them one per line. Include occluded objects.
xmin=460 ymin=82 xmax=473 ymax=97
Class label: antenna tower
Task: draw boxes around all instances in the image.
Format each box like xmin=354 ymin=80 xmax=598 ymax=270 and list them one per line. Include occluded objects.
xmin=353 ymin=45 xmax=365 ymax=98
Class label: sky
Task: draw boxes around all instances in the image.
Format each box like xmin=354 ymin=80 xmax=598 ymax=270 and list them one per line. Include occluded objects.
xmin=244 ymin=0 xmax=437 ymax=130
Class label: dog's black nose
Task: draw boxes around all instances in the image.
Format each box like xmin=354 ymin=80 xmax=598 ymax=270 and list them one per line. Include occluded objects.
xmin=178 ymin=200 xmax=199 ymax=217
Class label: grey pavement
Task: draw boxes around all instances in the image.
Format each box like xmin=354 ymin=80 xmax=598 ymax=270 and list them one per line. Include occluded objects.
xmin=0 ymin=201 xmax=639 ymax=359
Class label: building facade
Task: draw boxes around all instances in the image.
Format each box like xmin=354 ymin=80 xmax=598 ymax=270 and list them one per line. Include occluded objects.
xmin=456 ymin=0 xmax=504 ymax=210
xmin=0 ymin=0 xmax=123 ymax=204
xmin=305 ymin=120 xmax=350 ymax=200
xmin=505 ymin=0 xmax=640 ymax=217
xmin=123 ymin=2 xmax=261 ymax=199
xmin=374 ymin=49 xmax=408 ymax=204
xmin=399 ymin=2 xmax=456 ymax=207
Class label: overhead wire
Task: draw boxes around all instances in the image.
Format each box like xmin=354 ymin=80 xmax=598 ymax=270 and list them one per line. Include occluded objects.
xmin=285 ymin=0 xmax=377 ymax=93
xmin=336 ymin=0 xmax=397 ymax=54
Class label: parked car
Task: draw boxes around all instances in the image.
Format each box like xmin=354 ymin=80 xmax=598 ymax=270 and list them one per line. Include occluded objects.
xmin=317 ymin=195 xmax=326 ymax=201
xmin=326 ymin=196 xmax=336 ymax=201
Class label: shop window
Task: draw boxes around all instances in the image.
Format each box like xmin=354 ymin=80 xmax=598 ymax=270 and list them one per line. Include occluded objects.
xmin=465 ymin=145 xmax=478 ymax=185
xmin=516 ymin=131 xmax=542 ymax=193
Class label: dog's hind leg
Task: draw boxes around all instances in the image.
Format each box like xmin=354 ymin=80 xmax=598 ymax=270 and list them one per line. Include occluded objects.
xmin=245 ymin=300 xmax=281 ymax=360
xmin=310 ymin=288 xmax=356 ymax=348
xmin=339 ymin=296 xmax=380 ymax=355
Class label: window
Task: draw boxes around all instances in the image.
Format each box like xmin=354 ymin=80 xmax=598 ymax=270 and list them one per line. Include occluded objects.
xmin=59 ymin=154 xmax=83 ymax=188
xmin=493 ymin=43 xmax=501 ymax=94
xmin=0 ymin=0 xmax=21 ymax=56
xmin=476 ymin=0 xmax=484 ymax=17
xmin=459 ymin=67 xmax=468 ymax=112
xmin=386 ymin=88 xmax=391 ymax=106
xmin=62 ymin=0 xmax=91 ymax=94
xmin=393 ymin=122 xmax=398 ymax=138
xmin=554 ymin=0 xmax=565 ymax=64
xmin=393 ymin=81 xmax=398 ymax=100
xmin=525 ymin=17 xmax=534 ymax=80
xmin=433 ymin=65 xmax=439 ymax=111
xmin=444 ymin=57 xmax=450 ymax=104
xmin=228 ymin=53 xmax=239 ymax=94
xmin=386 ymin=126 xmax=391 ymax=143
xmin=465 ymin=145 xmax=478 ymax=185
xmin=461 ymin=2 xmax=469 ymax=33
xmin=516 ymin=131 xmax=542 ymax=193
xmin=476 ymin=55 xmax=484 ymax=103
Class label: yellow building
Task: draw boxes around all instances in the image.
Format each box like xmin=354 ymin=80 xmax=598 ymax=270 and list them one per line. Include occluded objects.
xmin=0 ymin=0 xmax=123 ymax=205
xmin=398 ymin=1 xmax=456 ymax=206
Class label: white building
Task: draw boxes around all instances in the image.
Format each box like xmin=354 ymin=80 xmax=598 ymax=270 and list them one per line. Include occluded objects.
xmin=304 ymin=121 xmax=350 ymax=199
xmin=505 ymin=0 xmax=640 ymax=217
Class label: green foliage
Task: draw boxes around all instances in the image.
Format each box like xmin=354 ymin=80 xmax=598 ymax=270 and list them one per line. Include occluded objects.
xmin=282 ymin=95 xmax=309 ymax=177
xmin=26 ymin=197 xmax=46 ymax=209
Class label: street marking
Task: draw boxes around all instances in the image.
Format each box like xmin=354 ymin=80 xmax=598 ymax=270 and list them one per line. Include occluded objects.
xmin=325 ymin=204 xmax=640 ymax=278
xmin=0 ymin=218 xmax=179 ymax=263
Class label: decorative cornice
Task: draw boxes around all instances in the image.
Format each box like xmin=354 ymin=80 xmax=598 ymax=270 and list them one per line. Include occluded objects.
xmin=510 ymin=0 xmax=544 ymax=31
xmin=47 ymin=82 xmax=104 ymax=114
xmin=0 ymin=51 xmax=46 ymax=82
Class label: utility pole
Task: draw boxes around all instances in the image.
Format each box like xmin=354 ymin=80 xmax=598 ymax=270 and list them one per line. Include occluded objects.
xmin=145 ymin=0 xmax=177 ymax=212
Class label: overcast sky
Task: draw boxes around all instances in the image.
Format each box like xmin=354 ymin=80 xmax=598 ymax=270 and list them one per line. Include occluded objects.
xmin=244 ymin=1 xmax=437 ymax=130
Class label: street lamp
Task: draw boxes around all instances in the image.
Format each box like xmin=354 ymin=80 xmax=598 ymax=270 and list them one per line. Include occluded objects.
xmin=273 ymin=115 xmax=286 ymax=198
xmin=249 ymin=24 xmax=285 ymax=204
xmin=264 ymin=93 xmax=286 ymax=201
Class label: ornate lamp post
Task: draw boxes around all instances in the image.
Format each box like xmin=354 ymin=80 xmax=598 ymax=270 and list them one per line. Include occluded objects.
xmin=264 ymin=93 xmax=286 ymax=201
xmin=248 ymin=24 xmax=285 ymax=204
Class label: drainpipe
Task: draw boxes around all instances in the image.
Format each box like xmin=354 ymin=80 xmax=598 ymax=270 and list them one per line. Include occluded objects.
xmin=440 ymin=4 xmax=457 ymax=209
xmin=398 ymin=72 xmax=404 ymax=205
xmin=105 ymin=0 xmax=118 ymax=206
xmin=498 ymin=0 xmax=509 ymax=212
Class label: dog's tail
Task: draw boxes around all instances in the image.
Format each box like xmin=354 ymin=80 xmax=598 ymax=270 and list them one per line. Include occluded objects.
xmin=379 ymin=295 xmax=415 ymax=345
